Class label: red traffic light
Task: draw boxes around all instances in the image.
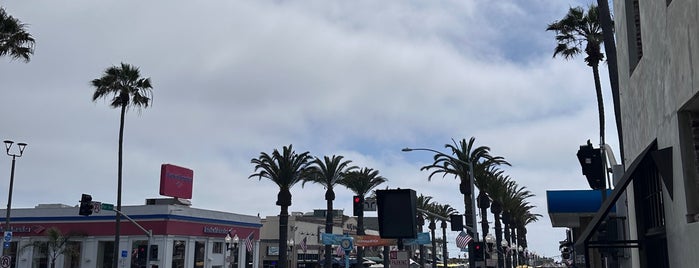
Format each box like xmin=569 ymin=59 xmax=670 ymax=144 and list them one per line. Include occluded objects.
xmin=475 ymin=244 xmax=481 ymax=250
xmin=354 ymin=196 xmax=361 ymax=203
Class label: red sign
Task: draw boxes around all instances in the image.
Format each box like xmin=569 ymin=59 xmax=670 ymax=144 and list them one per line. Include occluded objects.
xmin=160 ymin=164 xmax=194 ymax=199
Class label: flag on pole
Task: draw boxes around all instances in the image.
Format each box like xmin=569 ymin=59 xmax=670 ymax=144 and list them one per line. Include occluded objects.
xmin=455 ymin=231 xmax=473 ymax=249
xmin=245 ymin=232 xmax=254 ymax=252
xmin=300 ymin=236 xmax=308 ymax=252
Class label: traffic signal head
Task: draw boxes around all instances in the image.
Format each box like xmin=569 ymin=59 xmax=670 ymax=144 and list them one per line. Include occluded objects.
xmin=353 ymin=195 xmax=362 ymax=216
xmin=576 ymin=141 xmax=606 ymax=190
xmin=79 ymin=194 xmax=93 ymax=216
xmin=470 ymin=241 xmax=486 ymax=261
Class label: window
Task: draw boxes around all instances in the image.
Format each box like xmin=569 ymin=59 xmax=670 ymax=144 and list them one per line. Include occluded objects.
xmin=678 ymin=107 xmax=699 ymax=222
xmin=625 ymin=0 xmax=643 ymax=72
xmin=213 ymin=242 xmax=223 ymax=254
xmin=31 ymin=241 xmax=48 ymax=268
xmin=193 ymin=241 xmax=205 ymax=268
xmin=131 ymin=240 xmax=148 ymax=268
xmin=64 ymin=241 xmax=81 ymax=268
xmin=98 ymin=241 xmax=115 ymax=268
xmin=172 ymin=240 xmax=186 ymax=268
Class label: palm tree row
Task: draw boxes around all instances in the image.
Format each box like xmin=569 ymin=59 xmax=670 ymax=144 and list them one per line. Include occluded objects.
xmin=418 ymin=137 xmax=541 ymax=268
xmin=250 ymin=145 xmax=388 ymax=268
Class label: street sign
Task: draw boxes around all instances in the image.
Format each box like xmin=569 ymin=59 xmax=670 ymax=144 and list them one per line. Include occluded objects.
xmin=364 ymin=197 xmax=377 ymax=211
xmin=101 ymin=203 xmax=114 ymax=211
xmin=92 ymin=201 xmax=101 ymax=214
xmin=121 ymin=250 xmax=128 ymax=258
xmin=0 ymin=255 xmax=10 ymax=268
xmin=3 ymin=232 xmax=11 ymax=242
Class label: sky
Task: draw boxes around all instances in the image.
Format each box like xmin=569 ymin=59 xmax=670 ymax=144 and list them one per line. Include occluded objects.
xmin=0 ymin=0 xmax=618 ymax=260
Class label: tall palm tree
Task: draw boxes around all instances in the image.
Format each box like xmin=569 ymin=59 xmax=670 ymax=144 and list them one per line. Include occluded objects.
xmin=547 ymin=4 xmax=607 ymax=149
xmin=484 ymin=172 xmax=512 ymax=268
xmin=339 ymin=167 xmax=387 ymax=268
xmin=303 ymin=155 xmax=357 ymax=268
xmin=433 ymin=203 xmax=457 ymax=268
xmin=91 ymin=62 xmax=153 ymax=268
xmin=416 ymin=194 xmax=433 ymax=268
xmin=250 ymin=144 xmax=314 ymax=268
xmin=425 ymin=203 xmax=439 ymax=268
xmin=421 ymin=137 xmax=509 ymax=241
xmin=0 ymin=7 xmax=35 ymax=62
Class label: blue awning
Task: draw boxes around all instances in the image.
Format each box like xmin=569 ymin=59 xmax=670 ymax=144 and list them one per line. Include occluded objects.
xmin=547 ymin=189 xmax=615 ymax=227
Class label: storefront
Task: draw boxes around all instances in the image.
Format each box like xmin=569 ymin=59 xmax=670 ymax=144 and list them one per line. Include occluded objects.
xmin=0 ymin=200 xmax=261 ymax=268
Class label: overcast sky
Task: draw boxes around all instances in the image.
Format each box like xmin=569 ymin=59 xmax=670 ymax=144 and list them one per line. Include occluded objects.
xmin=0 ymin=0 xmax=618 ymax=260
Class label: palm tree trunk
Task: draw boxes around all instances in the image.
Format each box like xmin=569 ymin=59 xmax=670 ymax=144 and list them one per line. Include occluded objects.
xmin=383 ymin=246 xmax=390 ymax=268
xmin=503 ymin=218 xmax=511 ymax=268
xmin=418 ymin=216 xmax=425 ymax=268
xmin=356 ymin=204 xmax=365 ymax=268
xmin=324 ymin=191 xmax=334 ymax=268
xmin=494 ymin=214 xmax=503 ymax=268
xmin=280 ymin=205 xmax=289 ymax=268
xmin=478 ymin=193 xmax=490 ymax=241
xmin=440 ymin=221 xmax=448 ymax=268
xmin=112 ymin=104 xmax=126 ymax=268
xmin=429 ymin=220 xmax=437 ymax=268
xmin=592 ymin=64 xmax=605 ymax=147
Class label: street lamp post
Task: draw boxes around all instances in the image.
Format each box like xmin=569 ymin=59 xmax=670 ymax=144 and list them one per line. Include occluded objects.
xmin=226 ymin=233 xmax=240 ymax=268
xmin=3 ymin=140 xmax=26 ymax=256
xmin=401 ymin=147 xmax=479 ymax=239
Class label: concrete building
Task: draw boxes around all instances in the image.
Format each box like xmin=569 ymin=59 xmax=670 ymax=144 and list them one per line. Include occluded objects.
xmin=574 ymin=0 xmax=699 ymax=267
xmin=0 ymin=199 xmax=261 ymax=268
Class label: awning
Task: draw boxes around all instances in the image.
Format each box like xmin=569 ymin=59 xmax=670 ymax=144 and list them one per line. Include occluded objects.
xmin=575 ymin=140 xmax=657 ymax=249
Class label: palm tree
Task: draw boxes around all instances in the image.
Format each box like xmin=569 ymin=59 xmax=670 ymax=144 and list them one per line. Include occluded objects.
xmin=484 ymin=172 xmax=512 ymax=268
xmin=420 ymin=137 xmax=509 ymax=241
xmin=250 ymin=145 xmax=313 ymax=268
xmin=339 ymin=167 xmax=388 ymax=268
xmin=424 ymin=203 xmax=439 ymax=268
xmin=303 ymin=155 xmax=357 ymax=268
xmin=91 ymin=62 xmax=153 ymax=268
xmin=416 ymin=194 xmax=433 ymax=268
xmin=0 ymin=7 xmax=35 ymax=62
xmin=21 ymin=227 xmax=84 ymax=268
xmin=433 ymin=203 xmax=457 ymax=268
xmin=547 ymin=4 xmax=607 ymax=149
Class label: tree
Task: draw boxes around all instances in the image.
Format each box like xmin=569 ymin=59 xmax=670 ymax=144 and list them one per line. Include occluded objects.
xmin=0 ymin=7 xmax=35 ymax=62
xmin=91 ymin=62 xmax=153 ymax=268
xmin=304 ymin=155 xmax=357 ymax=268
xmin=21 ymin=227 xmax=84 ymax=268
xmin=340 ymin=167 xmax=388 ymax=268
xmin=484 ymin=172 xmax=512 ymax=268
xmin=547 ymin=4 xmax=608 ymax=152
xmin=433 ymin=203 xmax=457 ymax=268
xmin=416 ymin=194 xmax=434 ymax=268
xmin=250 ymin=144 xmax=314 ymax=268
xmin=420 ymin=137 xmax=509 ymax=241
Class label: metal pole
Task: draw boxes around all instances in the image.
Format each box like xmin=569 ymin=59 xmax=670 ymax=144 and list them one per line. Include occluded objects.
xmin=3 ymin=155 xmax=16 ymax=256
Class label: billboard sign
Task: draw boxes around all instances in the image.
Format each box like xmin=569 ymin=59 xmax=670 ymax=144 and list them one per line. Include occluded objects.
xmin=160 ymin=164 xmax=194 ymax=199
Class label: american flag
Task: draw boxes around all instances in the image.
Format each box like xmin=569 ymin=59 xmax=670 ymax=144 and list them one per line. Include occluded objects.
xmin=455 ymin=231 xmax=473 ymax=249
xmin=300 ymin=237 xmax=308 ymax=252
xmin=245 ymin=232 xmax=254 ymax=252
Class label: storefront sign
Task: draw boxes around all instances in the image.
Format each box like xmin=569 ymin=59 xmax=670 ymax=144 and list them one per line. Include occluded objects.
xmin=160 ymin=164 xmax=194 ymax=199
xmin=203 ymin=226 xmax=231 ymax=234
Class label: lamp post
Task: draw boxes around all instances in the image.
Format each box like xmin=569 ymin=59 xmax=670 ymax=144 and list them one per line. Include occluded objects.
xmin=485 ymin=233 xmax=495 ymax=266
xmin=3 ymin=140 xmax=26 ymax=256
xmin=287 ymin=239 xmax=295 ymax=268
xmin=401 ymin=147 xmax=479 ymax=236
xmin=226 ymin=233 xmax=239 ymax=268
xmin=500 ymin=240 xmax=509 ymax=268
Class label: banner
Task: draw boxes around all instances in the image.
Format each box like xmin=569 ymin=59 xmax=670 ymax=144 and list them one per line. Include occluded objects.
xmin=352 ymin=235 xmax=396 ymax=247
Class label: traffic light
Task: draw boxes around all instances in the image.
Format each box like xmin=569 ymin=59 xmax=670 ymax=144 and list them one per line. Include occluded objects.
xmin=559 ymin=240 xmax=573 ymax=260
xmin=450 ymin=214 xmax=463 ymax=231
xmin=136 ymin=245 xmax=148 ymax=266
xmin=576 ymin=141 xmax=606 ymax=190
xmin=470 ymin=241 xmax=486 ymax=261
xmin=353 ymin=195 xmax=362 ymax=216
xmin=79 ymin=194 xmax=93 ymax=216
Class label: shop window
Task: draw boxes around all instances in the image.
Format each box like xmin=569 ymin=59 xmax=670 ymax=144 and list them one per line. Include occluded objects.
xmin=98 ymin=241 xmax=115 ymax=268
xmin=31 ymin=241 xmax=48 ymax=268
xmin=64 ymin=241 xmax=81 ymax=268
xmin=625 ymin=0 xmax=643 ymax=73
xmin=213 ymin=242 xmax=223 ymax=254
xmin=678 ymin=109 xmax=699 ymax=222
xmin=193 ymin=241 xmax=205 ymax=268
xmin=172 ymin=240 xmax=186 ymax=268
xmin=131 ymin=240 xmax=148 ymax=268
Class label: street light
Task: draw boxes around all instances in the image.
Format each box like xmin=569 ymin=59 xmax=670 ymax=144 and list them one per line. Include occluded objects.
xmin=287 ymin=239 xmax=295 ymax=268
xmin=226 ymin=233 xmax=239 ymax=268
xmin=3 ymin=140 xmax=26 ymax=256
xmin=401 ymin=147 xmax=479 ymax=242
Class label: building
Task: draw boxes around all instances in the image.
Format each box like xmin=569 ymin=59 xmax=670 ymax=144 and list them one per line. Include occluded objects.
xmin=572 ymin=0 xmax=699 ymax=267
xmin=0 ymin=198 xmax=261 ymax=268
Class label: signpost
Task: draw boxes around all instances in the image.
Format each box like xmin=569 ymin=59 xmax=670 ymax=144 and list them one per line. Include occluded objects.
xmin=0 ymin=255 xmax=10 ymax=268
xmin=389 ymin=250 xmax=410 ymax=268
